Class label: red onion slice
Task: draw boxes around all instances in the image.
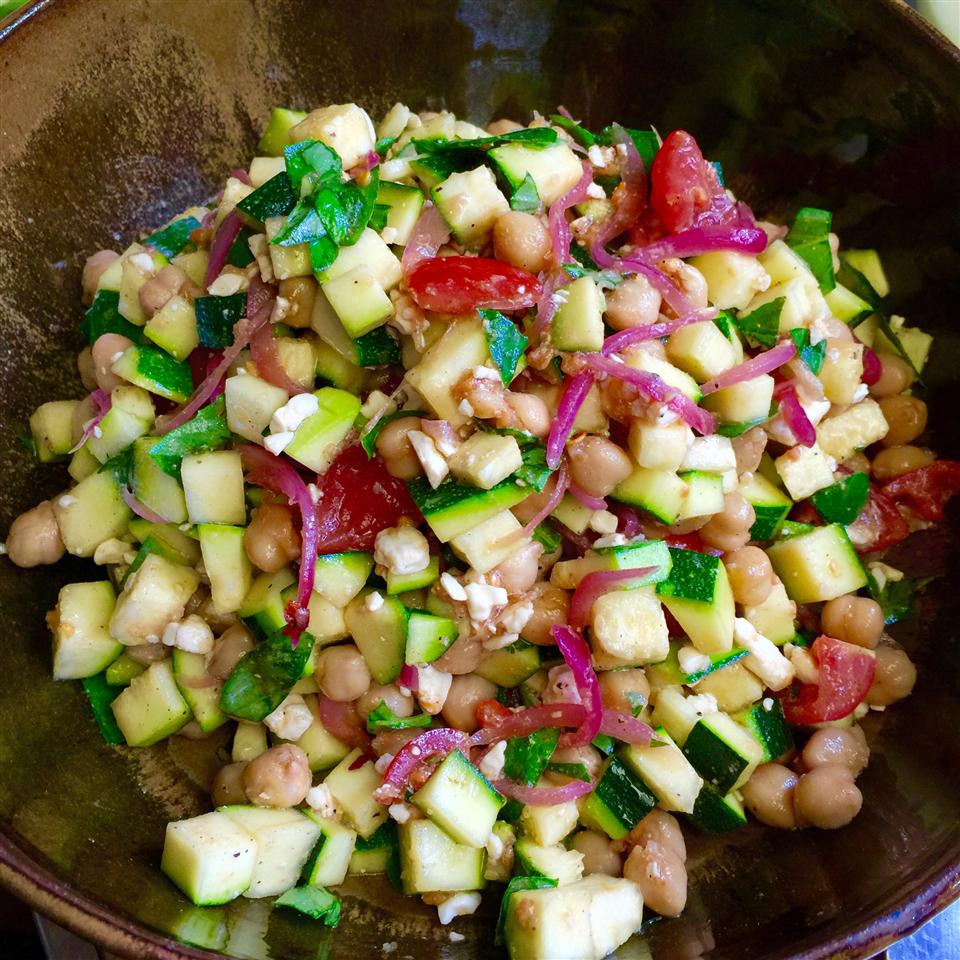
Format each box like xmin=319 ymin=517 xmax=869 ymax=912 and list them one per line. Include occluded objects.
xmin=598 ymin=708 xmax=655 ymax=745
xmin=548 ymin=160 xmax=594 ymax=270
xmin=568 ymin=482 xmax=607 ymax=512
xmin=700 ymin=339 xmax=798 ymax=396
xmin=600 ymin=309 xmax=715 ymax=357
xmin=546 ymin=371 xmax=596 ymax=469
xmin=469 ymin=703 xmax=588 ymax=747
xmin=639 ymin=223 xmax=768 ymax=262
xmin=250 ymin=321 xmax=307 ymax=395
xmin=493 ymin=777 xmax=595 ymax=805
xmin=68 ymin=388 xmax=111 ymax=453
xmin=401 ymin=203 xmax=451 ymax=276
xmin=375 ymin=727 xmax=469 ymax=803
xmin=775 ymin=382 xmax=817 ymax=448
xmin=204 ymin=211 xmax=244 ymax=291
xmin=551 ymin=625 xmax=602 ymax=748
xmin=318 ymin=697 xmax=372 ymax=752
xmin=398 ymin=663 xmax=420 ymax=691
xmin=121 ymin=486 xmax=169 ymax=524
xmin=519 ymin=463 xmax=569 ymax=539
xmin=569 ymin=567 xmax=656 ymax=630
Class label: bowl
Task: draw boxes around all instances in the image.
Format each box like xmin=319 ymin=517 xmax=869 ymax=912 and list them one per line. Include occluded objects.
xmin=0 ymin=1 xmax=958 ymax=957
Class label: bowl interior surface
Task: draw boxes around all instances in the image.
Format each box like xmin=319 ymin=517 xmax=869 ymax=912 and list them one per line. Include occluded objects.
xmin=0 ymin=1 xmax=958 ymax=958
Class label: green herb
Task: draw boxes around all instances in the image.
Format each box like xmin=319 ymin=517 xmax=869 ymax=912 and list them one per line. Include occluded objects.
xmin=569 ymin=241 xmax=598 ymax=271
xmin=625 ymin=690 xmax=647 ymax=717
xmin=80 ymin=290 xmax=146 ymax=345
xmin=361 ymin=409 xmax=426 ymax=458
xmin=271 ymin=198 xmax=326 ymax=247
xmin=865 ymin=573 xmax=935 ymax=626
xmin=509 ymin=172 xmax=541 ymax=212
xmin=284 ymin=139 xmax=342 ymax=192
xmin=713 ymin=310 xmax=736 ymax=339
xmin=503 ymin=726 xmax=559 ymax=786
xmin=811 ymin=471 xmax=869 ymax=525
xmin=369 ymin=203 xmax=391 ymax=233
xmin=194 ymin=293 xmax=245 ymax=349
xmin=274 ymin=885 xmax=341 ymax=926
xmin=148 ymin=398 xmax=230 ymax=478
xmin=788 ymin=327 xmax=826 ymax=375
xmin=309 ymin=236 xmax=339 ymax=274
xmin=18 ymin=431 xmax=38 ymax=459
xmin=596 ymin=125 xmax=660 ymax=171
xmin=545 ymin=761 xmax=591 ymax=782
xmin=226 ymin=226 xmax=256 ymax=267
xmin=81 ymin=673 xmax=124 ymax=745
xmin=786 ymin=207 xmax=835 ymax=293
xmin=495 ymin=876 xmax=557 ymax=946
xmin=142 ymin=215 xmax=200 ymax=259
xmin=374 ymin=136 xmax=397 ymax=156
xmin=531 ymin=522 xmax=562 ymax=554
xmin=778 ymin=520 xmax=816 ymax=540
xmin=499 ymin=798 xmax=524 ymax=824
xmin=716 ymin=405 xmax=778 ymax=438
xmin=591 ymin=733 xmax=616 ymax=755
xmin=549 ymin=114 xmax=597 ymax=147
xmin=99 ymin=447 xmax=133 ymax=486
xmin=119 ymin=536 xmax=158 ymax=588
xmin=480 ymin=309 xmax=528 ymax=385
xmin=735 ymin=297 xmax=784 ymax=349
xmin=220 ymin=630 xmax=315 ymax=722
xmin=365 ymin=701 xmax=433 ymax=733
xmin=496 ymin=429 xmax=553 ymax=492
xmin=561 ymin=262 xmax=623 ymax=290
xmin=318 ymin=168 xmax=380 ymax=247
xmin=413 ymin=127 xmax=558 ymax=157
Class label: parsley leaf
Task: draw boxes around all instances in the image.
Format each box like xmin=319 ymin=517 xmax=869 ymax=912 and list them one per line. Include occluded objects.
xmin=716 ymin=405 xmax=778 ymax=438
xmin=549 ymin=114 xmax=597 ymax=147
xmin=865 ymin=573 xmax=935 ymax=626
xmin=789 ymin=327 xmax=826 ymax=374
xmin=480 ymin=308 xmax=528 ymax=385
xmin=811 ymin=471 xmax=869 ymax=525
xmin=596 ymin=125 xmax=660 ymax=170
xmin=413 ymin=127 xmax=558 ymax=157
xmin=284 ymin=139 xmax=342 ymax=192
xmin=374 ymin=135 xmax=397 ymax=156
xmin=786 ymin=207 xmax=835 ymax=293
xmin=735 ymin=297 xmax=784 ymax=348
xmin=510 ymin=172 xmax=541 ymax=212
xmin=365 ymin=700 xmax=432 ymax=733
xmin=491 ymin=428 xmax=554 ymax=492
xmin=275 ymin=885 xmax=341 ymax=926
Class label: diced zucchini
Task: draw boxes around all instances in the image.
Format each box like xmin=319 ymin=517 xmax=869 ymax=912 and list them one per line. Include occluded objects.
xmin=628 ymin=420 xmax=693 ymax=472
xmin=322 ymin=266 xmax=394 ymax=337
xmin=682 ymin=712 xmax=764 ymax=793
xmin=816 ymin=399 xmax=888 ymax=463
xmin=348 ymin=820 xmax=399 ymax=877
xmin=742 ymin=581 xmax=796 ymax=646
xmin=767 ymin=523 xmax=867 ymax=603
xmin=651 ymin=687 xmax=716 ymax=746
xmin=283 ymin=388 xmax=361 ymax=474
xmin=283 ymin=698 xmax=350 ymax=771
xmin=323 ymin=748 xmax=388 ymax=838
xmin=409 ymin=475 xmax=527 ymax=543
xmin=589 ymin=586 xmax=669 ymax=666
xmin=677 ymin=470 xmax=724 ymax=520
xmin=645 ymin=642 xmax=748 ymax=689
xmin=551 ymin=277 xmax=605 ymax=353
xmin=112 ymin=345 xmax=194 ymax=403
xmin=621 ymin=729 xmax=704 ymax=814
xmin=824 ymin=283 xmax=872 ymax=323
xmin=448 ymin=433 xmax=523 ymax=491
xmin=224 ymin=374 xmax=289 ymax=444
xmin=519 ymin=798 xmax=580 ymax=847
xmin=301 ymin=814 xmax=357 ymax=888
xmin=109 ymin=553 xmax=200 ymax=645
xmin=144 ymin=294 xmax=199 ymax=360
xmin=376 ymin=181 xmax=425 ymax=246
xmin=131 ymin=437 xmax=188 ymax=524
xmin=128 ymin=519 xmax=201 ymax=566
xmin=581 ymin=756 xmax=656 ymax=840
xmin=313 ymin=337 xmax=365 ymax=392
xmin=689 ymin=250 xmax=771 ymax=311
xmin=551 ymin=494 xmax=594 ymax=535
xmin=313 ymin=551 xmax=374 ymax=607
xmin=54 ymin=470 xmax=132 ymax=557
xmin=405 ymin=611 xmax=459 ymax=665
xmin=232 ymin=721 xmax=268 ymax=762
xmin=687 ymin=784 xmax=748 ymax=834
xmin=476 ymin=640 xmax=541 ymax=687
xmin=613 ymin=467 xmax=688 ymax=525
xmin=315 ymin=228 xmax=402 ymax=291
xmin=656 ymin=549 xmax=735 ymax=654
xmin=181 ymin=451 xmax=247 ymax=525
xmin=703 ymin=374 xmax=775 ymax=425
xmin=841 ymin=249 xmax=890 ymax=297
xmin=258 ymin=107 xmax=308 ymax=156
xmin=432 ymin=166 xmax=509 ymax=246
xmin=734 ymin=698 xmax=794 ymax=762
xmin=50 ymin=580 xmax=121 ymax=680
xmin=666 ymin=320 xmax=737 ymax=382
xmin=198 ymin=524 xmax=252 ymax=615
xmin=819 ymin=339 xmax=865 ymax=406
xmin=739 ymin=471 xmax=792 ymax=542
xmin=247 ymin=156 xmax=286 ymax=187
xmin=450 ymin=508 xmax=524 ymax=574
xmin=263 ymin=215 xmax=311 ymax=280
xmin=105 ymin=652 xmax=145 ymax=687
xmin=625 ymin=350 xmax=701 ymax=402
xmin=111 ymin=660 xmax=192 ymax=746
xmin=774 ymin=443 xmax=836 ymax=501
xmin=239 ymin=568 xmax=296 ymax=638
xmin=310 ymin=287 xmax=400 ymax=367
xmin=386 ymin=555 xmax=440 ymax=596
xmin=173 ymin=649 xmax=227 ymax=732
xmin=30 ymin=400 xmax=79 ymax=462
xmin=694 ymin=662 xmax=764 ymax=713
xmin=489 ymin=142 xmax=583 ymax=205
xmin=87 ymin=385 xmax=156 ymax=464
xmin=398 ymin=818 xmax=486 ymax=894
xmin=344 ymin=590 xmax=408 ymax=684
xmin=514 ymin=840 xmax=583 ymax=886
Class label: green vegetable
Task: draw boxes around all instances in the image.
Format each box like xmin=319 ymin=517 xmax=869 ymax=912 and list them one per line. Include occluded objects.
xmin=625 ymin=690 xmax=647 ymax=716
xmin=596 ymin=124 xmax=660 ymax=171
xmin=219 ymin=630 xmax=315 ymax=722
xmin=360 ymin=409 xmax=426 ymax=458
xmin=235 ymin=172 xmax=299 ymax=228
xmin=148 ymin=398 xmax=230 ymax=477
xmin=365 ymin=701 xmax=433 ymax=733
xmin=569 ymin=241 xmax=598 ymax=271
xmin=549 ymin=114 xmax=597 ymax=147
xmin=495 ymin=429 xmax=553 ymax=492
xmin=81 ymin=673 xmax=124 ymax=745
xmin=99 ymin=447 xmax=134 ymax=486
xmin=368 ymin=203 xmax=391 ymax=232
xmin=788 ymin=327 xmax=826 ymax=375
xmin=274 ymin=885 xmax=341 ymax=926
xmin=509 ymin=172 xmax=542 ymax=212
xmin=716 ymin=405 xmax=778 ymax=438
xmin=284 ymin=139 xmax=342 ymax=192
xmin=865 ymin=572 xmax=935 ymax=626
xmin=591 ymin=734 xmax=616 ymax=755
xmin=545 ymin=762 xmax=591 ymax=782
xmin=374 ymin=136 xmax=396 ymax=156
xmin=413 ymin=127 xmax=558 ymax=158
xmin=271 ymin=199 xmax=325 ymax=247
xmin=194 ymin=293 xmax=245 ymax=349
xmin=735 ymin=297 xmax=784 ymax=348
xmin=810 ymin=471 xmax=869 ymax=525
xmin=480 ymin=309 xmax=528 ymax=385
xmin=143 ymin=216 xmax=200 ymax=259
xmin=312 ymin=168 xmax=380 ymax=247
xmin=785 ymin=207 xmax=835 ymax=293
xmin=80 ymin=290 xmax=146 ymax=345
xmin=227 ymin=226 xmax=256 ymax=267
xmin=496 ymin=876 xmax=557 ymax=947
xmin=503 ymin=726 xmax=559 ymax=786
xmin=531 ymin=522 xmax=561 ymax=554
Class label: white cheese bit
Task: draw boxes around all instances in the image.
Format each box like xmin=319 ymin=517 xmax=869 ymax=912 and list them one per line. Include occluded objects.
xmin=685 ymin=693 xmax=720 ymax=717
xmin=388 ymin=802 xmax=419 ymax=824
xmin=449 ymin=932 xmax=466 ymax=944
xmin=263 ymin=430 xmax=294 ymax=455
xmin=485 ymin=829 xmax=504 ymax=862
xmin=499 ymin=601 xmax=533 ymax=636
xmin=130 ymin=252 xmax=156 ymax=273
xmin=588 ymin=510 xmax=619 ymax=535
xmin=593 ymin=533 xmax=629 ymax=548
xmin=853 ymin=701 xmax=870 ymax=719
xmin=305 ymin=783 xmax=340 ymax=819
xmin=263 ymin=693 xmax=314 ymax=742
xmin=270 ymin=392 xmax=320 ymax=435
xmin=734 ymin=617 xmax=795 ymax=691
xmin=762 ymin=697 xmax=775 ymax=712
xmin=416 ymin=664 xmax=452 ymax=714
xmin=360 ymin=389 xmax=395 ymax=421
xmin=472 ymin=365 xmax=501 ymax=381
xmin=247 ymin=233 xmax=275 ymax=283
xmin=160 ymin=615 xmax=215 ymax=654
xmin=208 ymin=272 xmax=244 ymax=297
xmin=380 ymin=226 xmax=399 ymax=244
xmin=440 ymin=572 xmax=467 ymax=602
xmin=655 ymin=405 xmax=680 ymax=425
xmin=92 ymin=538 xmax=135 ymax=566
xmin=437 ymin=891 xmax=482 ymax=925
xmin=374 ymin=753 xmax=394 ymax=775
xmin=307 ymin=483 xmax=321 ymax=504
xmin=270 ymin=296 xmax=291 ymax=324
xmin=787 ymin=645 xmax=820 ymax=685
xmin=374 ymin=525 xmax=431 ymax=576
xmin=407 ymin=430 xmax=449 ymax=489
xmin=803 ymin=399 xmax=831 ymax=427
xmin=587 ymin=144 xmax=614 ymax=167
xmin=365 ymin=591 xmax=385 ymax=612
xmin=57 ymin=495 xmax=79 ymax=509
xmin=677 ymin=644 xmax=711 ymax=676
xmin=458 ymin=399 xmax=475 ymax=418
xmin=479 ymin=740 xmax=507 ymax=781
xmin=585 ymin=181 xmax=606 ymax=199
xmin=680 ymin=435 xmax=737 ymax=473
xmin=381 ymin=943 xmax=398 ymax=955
xmin=851 ymin=383 xmax=869 ymax=403
xmin=464 ymin=581 xmax=508 ymax=623
xmin=867 ymin=561 xmax=904 ymax=592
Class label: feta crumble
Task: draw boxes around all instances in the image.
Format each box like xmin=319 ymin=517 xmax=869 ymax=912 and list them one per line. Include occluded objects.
xmin=437 ymin=891 xmax=482 ymax=925
xmin=407 ymin=430 xmax=449 ymax=489
xmin=263 ymin=693 xmax=314 ymax=742
xmin=464 ymin=581 xmax=508 ymax=623
xmin=734 ymin=617 xmax=795 ymax=691
xmin=416 ymin=664 xmax=452 ymax=714
xmin=270 ymin=392 xmax=320 ymax=435
xmin=160 ymin=615 xmax=215 ymax=654
xmin=374 ymin=525 xmax=431 ymax=576
xmin=440 ymin=572 xmax=467 ymax=602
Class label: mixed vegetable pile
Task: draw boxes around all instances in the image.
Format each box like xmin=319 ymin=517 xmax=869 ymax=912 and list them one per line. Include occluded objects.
xmin=5 ymin=100 xmax=960 ymax=959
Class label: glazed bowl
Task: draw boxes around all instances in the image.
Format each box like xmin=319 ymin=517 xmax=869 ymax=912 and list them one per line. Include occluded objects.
xmin=0 ymin=1 xmax=958 ymax=957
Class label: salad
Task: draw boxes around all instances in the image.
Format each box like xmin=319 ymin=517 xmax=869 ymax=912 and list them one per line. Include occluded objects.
xmin=5 ymin=99 xmax=959 ymax=959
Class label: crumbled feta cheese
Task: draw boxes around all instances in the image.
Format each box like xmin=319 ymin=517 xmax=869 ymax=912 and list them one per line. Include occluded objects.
xmin=485 ymin=829 xmax=504 ymax=862
xmin=160 ymin=615 xmax=215 ymax=654
xmin=464 ymin=582 xmax=508 ymax=623
xmin=57 ymin=495 xmax=78 ymax=508
xmin=458 ymin=399 xmax=475 ymax=418
xmin=374 ymin=525 xmax=431 ymax=576
xmin=130 ymin=252 xmax=156 ymax=273
xmin=473 ymin=365 xmax=500 ymax=381
xmin=307 ymin=483 xmax=321 ymax=504
xmin=374 ymin=753 xmax=394 ymax=775
xmin=787 ymin=645 xmax=819 ymax=685
xmin=380 ymin=226 xmax=399 ymax=244
xmin=585 ymin=181 xmax=606 ymax=199
xmin=587 ymin=144 xmax=614 ymax=168
xmin=867 ymin=561 xmax=904 ymax=592
xmin=208 ymin=272 xmax=244 ymax=297
xmin=270 ymin=296 xmax=291 ymax=323
xmin=762 ymin=697 xmax=774 ymax=712
xmin=305 ymin=783 xmax=340 ymax=819
xmin=416 ymin=664 xmax=452 ymax=714
xmin=685 ymin=692 xmax=720 ymax=717
xmin=734 ymin=617 xmax=795 ymax=691
xmin=93 ymin=538 xmax=135 ymax=566
xmin=365 ymin=591 xmax=385 ymax=612
xmin=588 ymin=510 xmax=619 ymax=535
xmin=407 ymin=430 xmax=449 ymax=489
xmin=440 ymin=572 xmax=467 ymax=602
xmin=270 ymin=393 xmax=320 ymax=435
xmin=593 ymin=533 xmax=629 ymax=548
xmin=677 ymin=644 xmax=711 ymax=676
xmin=247 ymin=233 xmax=275 ymax=283
xmin=437 ymin=892 xmax=482 ymax=925
xmin=263 ymin=430 xmax=294 ymax=455
xmin=803 ymin=399 xmax=831 ymax=427
xmin=263 ymin=693 xmax=314 ymax=742
xmin=381 ymin=943 xmax=398 ymax=955
xmin=479 ymin=740 xmax=507 ymax=781
xmin=449 ymin=932 xmax=465 ymax=944
xmin=360 ymin=389 xmax=395 ymax=421
xmin=388 ymin=802 xmax=418 ymax=824
xmin=851 ymin=383 xmax=869 ymax=403
xmin=500 ymin=600 xmax=533 ymax=635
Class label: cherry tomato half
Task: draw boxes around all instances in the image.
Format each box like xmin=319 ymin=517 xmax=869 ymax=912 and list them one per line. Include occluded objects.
xmin=475 ymin=699 xmax=513 ymax=727
xmin=650 ymin=130 xmax=729 ymax=234
xmin=854 ymin=483 xmax=911 ymax=553
xmin=882 ymin=460 xmax=960 ymax=523
xmin=407 ymin=256 xmax=542 ymax=315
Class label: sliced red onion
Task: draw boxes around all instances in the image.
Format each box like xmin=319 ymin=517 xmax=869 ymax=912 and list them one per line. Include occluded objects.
xmin=246 ymin=273 xmax=275 ymax=319
xmin=548 ymin=160 xmax=594 ymax=270
xmin=68 ymin=388 xmax=111 ymax=453
xmin=547 ymin=371 xmax=596 ymax=469
xmin=203 ymin=210 xmax=244 ymax=291
xmin=519 ymin=463 xmax=569 ymax=539
xmin=533 ymin=270 xmax=563 ymax=337
xmin=469 ymin=702 xmax=588 ymax=747
xmin=607 ymin=123 xmax=646 ymax=183
xmin=638 ymin=223 xmax=768 ymax=262
xmin=229 ymin=168 xmax=253 ymax=186
xmin=600 ymin=309 xmax=715 ymax=357
xmin=550 ymin=625 xmax=602 ymax=748
xmin=774 ymin=383 xmax=817 ymax=448
xmin=121 ymin=486 xmax=169 ymax=524
xmin=608 ymin=502 xmax=641 ymax=538
xmin=375 ymin=727 xmax=469 ymax=803
xmin=568 ymin=482 xmax=607 ymax=512
xmin=591 ymin=243 xmax=697 ymax=319
xmin=569 ymin=567 xmax=656 ymax=630
xmin=493 ymin=777 xmax=594 ymax=805
xmin=239 ymin=444 xmax=319 ymax=644
xmin=317 ymin=697 xmax=372 ymax=751
xmin=250 ymin=321 xmax=307 ymax=395
xmin=700 ymin=339 xmax=798 ymax=396
xmin=598 ymin=708 xmax=655 ymax=746
xmin=401 ymin=203 xmax=451 ymax=276
xmin=398 ymin=663 xmax=420 ymax=692
xmin=581 ymin=353 xmax=715 ymax=435
xmin=200 ymin=208 xmax=217 ymax=230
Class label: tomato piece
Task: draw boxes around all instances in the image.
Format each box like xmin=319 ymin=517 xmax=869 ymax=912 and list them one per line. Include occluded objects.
xmin=665 ymin=532 xmax=723 ymax=557
xmin=882 ymin=460 xmax=960 ymax=523
xmin=475 ymin=699 xmax=512 ymax=727
xmin=650 ymin=130 xmax=731 ymax=233
xmin=780 ymin=635 xmax=876 ymax=725
xmin=406 ymin=256 xmax=541 ymax=315
xmin=854 ymin=483 xmax=910 ymax=554
xmin=313 ymin=444 xmax=421 ymax=552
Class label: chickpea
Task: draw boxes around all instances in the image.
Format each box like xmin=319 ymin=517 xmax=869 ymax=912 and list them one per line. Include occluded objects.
xmin=81 ymin=249 xmax=120 ymax=304
xmin=869 ymin=353 xmax=914 ymax=398
xmin=5 ymin=501 xmax=65 ymax=567
xmin=487 ymin=118 xmax=524 ymax=135
xmin=659 ymin=258 xmax=709 ymax=309
xmin=77 ymin=347 xmax=98 ymax=391
xmin=878 ymin=396 xmax=927 ymax=447
xmin=513 ymin=478 xmax=561 ymax=525
xmin=91 ymin=333 xmax=134 ymax=392
xmin=604 ymin=275 xmax=662 ymax=331
xmin=208 ymin=623 xmax=255 ymax=679
xmin=820 ymin=595 xmax=884 ymax=649
xmin=699 ymin=492 xmax=755 ymax=552
xmin=843 ymin=452 xmax=872 ymax=475
xmin=375 ymin=416 xmax=423 ymax=480
xmin=315 ymin=645 xmax=371 ymax=702
xmin=125 ymin=643 xmax=170 ymax=665
xmin=732 ymin=427 xmax=768 ymax=476
xmin=372 ymin=728 xmax=421 ymax=757
xmin=571 ymin=830 xmax=623 ymax=876
xmin=871 ymin=445 xmax=935 ymax=481
xmin=241 ymin=744 xmax=312 ymax=808
xmin=626 ymin=809 xmax=686 ymax=861
xmin=801 ymin=726 xmax=869 ymax=777
xmin=440 ymin=674 xmax=498 ymax=732
xmin=566 ymin=436 xmax=633 ymax=498
xmin=598 ymin=669 xmax=650 ymax=715
xmin=520 ymin=583 xmax=570 ymax=645
xmin=724 ymin=546 xmax=774 ymax=607
xmin=278 ymin=276 xmax=318 ymax=329
xmin=356 ymin=683 xmax=414 ymax=722
xmin=138 ymin=264 xmax=187 ymax=318
xmin=493 ymin=212 xmax=551 ymax=274
xmin=492 ymin=542 xmax=542 ymax=596
xmin=211 ymin=762 xmax=249 ymax=805
xmin=866 ymin=646 xmax=916 ymax=706
xmin=623 ymin=841 xmax=688 ymax=917
xmin=505 ymin=392 xmax=551 ymax=439
xmin=793 ymin=763 xmax=862 ymax=829
xmin=741 ymin=762 xmax=799 ymax=829
xmin=176 ymin=720 xmax=216 ymax=740
xmin=243 ymin=503 xmax=300 ymax=573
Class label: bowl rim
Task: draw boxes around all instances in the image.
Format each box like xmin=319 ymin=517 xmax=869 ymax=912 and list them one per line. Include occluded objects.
xmin=0 ymin=0 xmax=958 ymax=957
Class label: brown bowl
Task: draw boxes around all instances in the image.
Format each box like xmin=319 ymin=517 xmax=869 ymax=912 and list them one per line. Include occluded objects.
xmin=1 ymin=0 xmax=958 ymax=957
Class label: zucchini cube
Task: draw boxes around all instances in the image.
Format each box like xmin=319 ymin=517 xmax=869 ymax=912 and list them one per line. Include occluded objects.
xmin=687 ymin=784 xmax=748 ymax=834
xmin=301 ymin=814 xmax=357 ymax=888
xmin=589 ymin=585 xmax=669 ymax=665
xmin=51 ymin=580 xmax=121 ymax=681
xmin=29 ymin=400 xmax=79 ymax=462
xmin=656 ymin=549 xmax=735 ymax=654
xmin=111 ymin=660 xmax=191 ymax=746
xmin=181 ymin=451 xmax=247 ymax=525
xmin=323 ymin=748 xmax=388 ymax=839
xmin=398 ymin=818 xmax=486 ymax=895
xmin=581 ymin=756 xmax=656 ymax=840
xmin=621 ymin=730 xmax=704 ymax=814
xmin=432 ymin=166 xmax=509 ymax=246
xmin=514 ymin=840 xmax=583 ymax=886
xmin=682 ymin=712 xmax=764 ymax=794
xmin=766 ymin=523 xmax=867 ymax=603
